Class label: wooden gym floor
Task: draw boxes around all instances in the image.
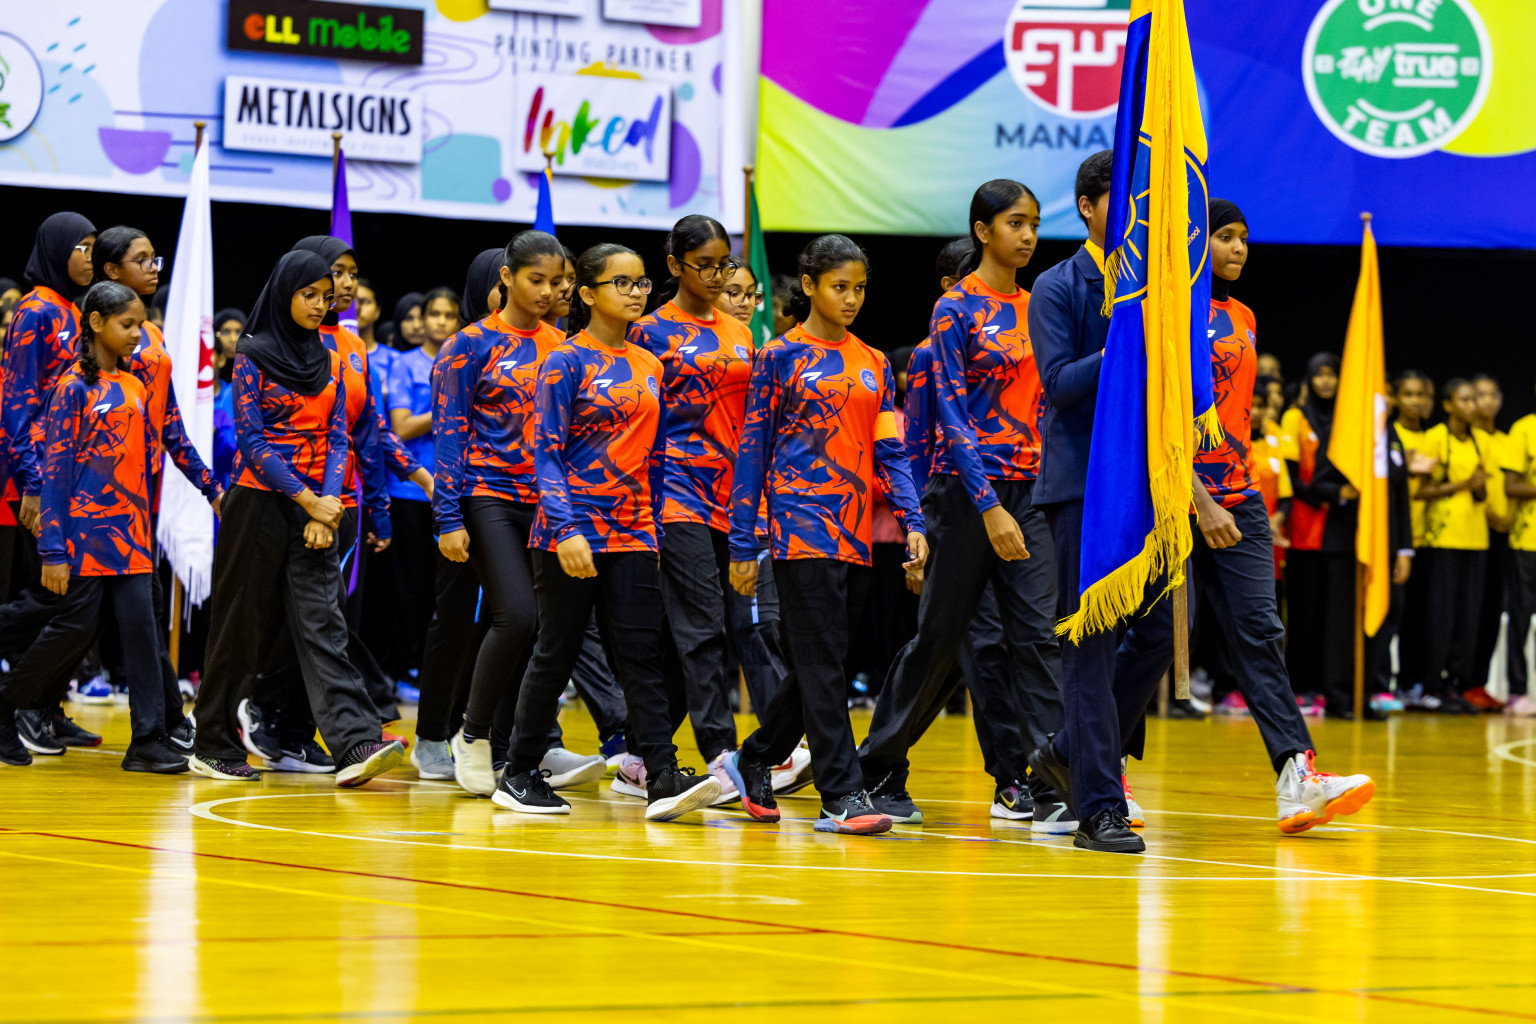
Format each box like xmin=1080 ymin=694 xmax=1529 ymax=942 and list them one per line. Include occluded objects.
xmin=2 ymin=702 xmax=1535 ymax=1023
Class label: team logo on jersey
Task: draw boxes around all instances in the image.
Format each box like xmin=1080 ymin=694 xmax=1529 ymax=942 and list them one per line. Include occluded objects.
xmin=349 ymin=352 xmax=365 ymax=373
xmin=1303 ymin=0 xmax=1491 ymax=158
xmin=1004 ymin=0 xmax=1132 ymax=119
xmin=735 ymin=344 xmax=751 ymax=361
xmin=646 ymin=375 xmax=658 ymax=396
xmin=860 ymin=368 xmax=878 ymax=393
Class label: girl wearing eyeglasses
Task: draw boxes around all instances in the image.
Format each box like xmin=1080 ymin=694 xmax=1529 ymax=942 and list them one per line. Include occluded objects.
xmin=716 ymin=263 xmax=762 ymax=327
xmin=499 ymin=243 xmax=719 ymax=820
xmin=625 ymin=215 xmax=778 ymax=804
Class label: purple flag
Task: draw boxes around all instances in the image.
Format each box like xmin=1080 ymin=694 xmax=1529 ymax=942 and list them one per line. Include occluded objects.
xmin=330 ymin=147 xmax=353 ymax=246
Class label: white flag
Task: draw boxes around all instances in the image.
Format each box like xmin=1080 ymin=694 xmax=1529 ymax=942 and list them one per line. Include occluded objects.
xmin=157 ymin=141 xmax=216 ymax=605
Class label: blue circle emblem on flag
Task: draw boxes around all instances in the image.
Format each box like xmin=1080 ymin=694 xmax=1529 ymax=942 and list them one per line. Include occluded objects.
xmin=349 ymin=352 xmax=365 ymax=373
xmin=860 ymin=368 xmax=878 ymax=392
xmin=646 ymin=375 xmax=659 ymax=396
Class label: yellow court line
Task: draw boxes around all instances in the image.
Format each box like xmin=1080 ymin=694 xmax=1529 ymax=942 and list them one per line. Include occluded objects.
xmin=0 ymin=842 xmax=1314 ymax=1023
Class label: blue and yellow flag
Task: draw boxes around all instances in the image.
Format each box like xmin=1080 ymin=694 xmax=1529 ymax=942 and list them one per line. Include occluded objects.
xmin=534 ymin=167 xmax=556 ymax=236
xmin=1062 ymin=0 xmax=1219 ymax=642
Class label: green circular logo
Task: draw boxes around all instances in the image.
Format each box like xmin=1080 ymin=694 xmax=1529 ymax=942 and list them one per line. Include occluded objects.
xmin=1302 ymin=0 xmax=1492 ymax=158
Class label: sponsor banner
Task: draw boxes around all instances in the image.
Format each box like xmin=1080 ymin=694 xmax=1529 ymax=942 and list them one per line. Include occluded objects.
xmin=489 ymin=0 xmax=588 ymax=15
xmin=0 ymin=1 xmax=727 ymax=231
xmin=514 ymin=73 xmax=671 ymax=181
xmin=222 ymin=75 xmax=422 ymax=162
xmin=603 ymin=0 xmax=703 ymax=30
xmin=759 ymin=0 xmax=1535 ymax=247
xmin=226 ymin=0 xmax=424 ymax=66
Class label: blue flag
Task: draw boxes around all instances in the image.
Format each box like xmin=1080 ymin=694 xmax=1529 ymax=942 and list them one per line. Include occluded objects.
xmin=330 ymin=147 xmax=353 ymax=247
xmin=1063 ymin=0 xmax=1220 ymax=642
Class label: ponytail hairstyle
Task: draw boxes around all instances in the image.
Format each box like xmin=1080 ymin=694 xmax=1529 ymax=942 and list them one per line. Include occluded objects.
xmin=935 ymin=237 xmax=972 ymax=293
xmin=77 ymin=281 xmax=139 ymax=386
xmin=957 ymin=179 xmax=1038 ymax=279
xmin=91 ymin=225 xmax=149 ymax=286
xmin=788 ymin=234 xmax=868 ymax=323
xmin=505 ymin=230 xmax=565 ymax=276
xmin=649 ymin=214 xmax=729 ymax=312
xmin=566 ymin=243 xmax=640 ymax=337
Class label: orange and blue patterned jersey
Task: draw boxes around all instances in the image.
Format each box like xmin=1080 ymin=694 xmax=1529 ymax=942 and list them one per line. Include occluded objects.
xmin=230 ymin=351 xmax=348 ymax=499
xmin=903 ymin=338 xmax=940 ymax=495
xmin=531 ymin=331 xmax=666 ymax=554
xmin=38 ymin=367 xmax=155 ymax=576
xmin=1193 ymin=297 xmax=1259 ymax=509
xmin=320 ymin=325 xmax=392 ymax=538
xmin=434 ymin=314 xmax=564 ymax=533
xmin=929 ymin=275 xmax=1043 ymax=511
xmin=629 ymin=301 xmax=755 ymax=533
xmin=3 ymin=286 xmax=80 ymax=496
xmin=387 ymin=346 xmax=438 ymax=501
xmin=727 ymin=326 xmax=925 ymax=566
xmin=130 ymin=322 xmax=218 ymax=506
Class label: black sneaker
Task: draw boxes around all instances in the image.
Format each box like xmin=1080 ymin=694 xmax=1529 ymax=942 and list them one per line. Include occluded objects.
xmin=15 ymin=709 xmax=64 ymax=755
xmin=1028 ymin=740 xmax=1072 ymax=808
xmin=0 ymin=696 xmax=32 ymax=766
xmin=236 ymin=698 xmax=282 ymax=761
xmin=268 ymin=737 xmax=336 ymax=774
xmin=122 ymin=737 xmax=190 ymax=774
xmin=1074 ymin=807 xmax=1145 ymax=854
xmin=644 ymin=764 xmax=720 ymax=821
xmin=492 ymin=768 xmax=571 ymax=814
xmin=991 ymin=779 xmax=1034 ymax=820
xmin=1162 ymin=697 xmax=1205 ymax=719
xmin=166 ymin=715 xmax=195 ymax=755
xmin=189 ymin=754 xmax=260 ymax=780
xmin=50 ymin=708 xmax=102 ymax=747
xmin=336 ymin=740 xmax=405 ymax=788
xmin=1434 ymin=691 xmax=1477 ymax=716
xmin=721 ymin=751 xmax=779 ymax=822
xmin=813 ymin=791 xmax=892 ymax=835
xmin=868 ymin=770 xmax=922 ymax=823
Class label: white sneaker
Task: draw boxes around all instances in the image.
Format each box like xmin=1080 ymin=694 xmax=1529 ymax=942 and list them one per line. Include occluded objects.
xmin=707 ymin=749 xmax=740 ymax=806
xmin=411 ymin=738 xmax=455 ymax=780
xmin=539 ymin=747 xmax=606 ymax=789
xmin=451 ymin=729 xmax=496 ymax=797
xmin=1276 ymin=750 xmax=1375 ymax=834
xmin=770 ymin=742 xmax=812 ymax=793
xmin=610 ymin=754 xmax=647 ymax=798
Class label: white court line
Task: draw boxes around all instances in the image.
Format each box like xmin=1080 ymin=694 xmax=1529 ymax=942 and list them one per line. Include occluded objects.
xmin=185 ymin=789 xmax=1536 ymax=895
xmin=1494 ymin=738 xmax=1536 ymax=768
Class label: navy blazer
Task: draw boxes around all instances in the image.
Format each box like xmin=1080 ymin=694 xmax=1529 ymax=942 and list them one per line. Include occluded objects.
xmin=1029 ymin=246 xmax=1108 ymax=505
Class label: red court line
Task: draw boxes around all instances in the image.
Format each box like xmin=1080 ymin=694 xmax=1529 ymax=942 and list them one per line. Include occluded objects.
xmin=5 ymin=826 xmax=1533 ymax=1021
xmin=2 ymin=928 xmax=799 ymax=948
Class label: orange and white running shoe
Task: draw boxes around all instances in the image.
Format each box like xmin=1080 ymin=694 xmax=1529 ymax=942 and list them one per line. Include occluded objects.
xmin=1276 ymin=750 xmax=1375 ymax=834
xmin=1122 ymin=773 xmax=1144 ymax=828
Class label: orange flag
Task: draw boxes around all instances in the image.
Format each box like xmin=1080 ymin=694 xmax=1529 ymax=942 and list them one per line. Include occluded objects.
xmin=1329 ymin=215 xmax=1390 ymax=635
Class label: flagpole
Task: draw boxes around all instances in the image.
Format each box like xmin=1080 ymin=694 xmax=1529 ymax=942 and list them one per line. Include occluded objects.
xmin=169 ymin=119 xmax=207 ymax=680
xmin=1172 ymin=582 xmax=1189 ymax=700
xmin=1351 ymin=210 xmax=1374 ymax=720
xmin=742 ymin=165 xmax=755 ymax=264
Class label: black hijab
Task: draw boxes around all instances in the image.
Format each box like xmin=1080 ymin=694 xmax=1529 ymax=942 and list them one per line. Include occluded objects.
xmin=237 ymin=251 xmax=335 ymax=396
xmin=1303 ymin=351 xmax=1340 ymax=447
xmin=462 ymin=248 xmax=506 ymax=323
xmin=1208 ymin=199 xmax=1246 ymax=303
xmin=392 ymin=292 xmax=425 ymax=343
xmin=24 ymin=212 xmax=96 ymax=301
xmin=214 ymin=307 xmax=248 ymax=332
xmin=291 ymin=235 xmax=353 ymax=326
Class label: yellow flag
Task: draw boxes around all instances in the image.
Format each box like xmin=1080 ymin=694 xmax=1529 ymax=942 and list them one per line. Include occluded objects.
xmin=1329 ymin=218 xmax=1390 ymax=635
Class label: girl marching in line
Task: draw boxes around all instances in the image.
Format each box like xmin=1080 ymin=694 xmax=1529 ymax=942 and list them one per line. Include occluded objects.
xmin=0 ymin=283 xmax=209 ymax=772
xmin=723 ymin=234 xmax=927 ymax=836
xmin=191 ymin=251 xmax=401 ymax=786
xmin=500 ymin=244 xmax=719 ymax=820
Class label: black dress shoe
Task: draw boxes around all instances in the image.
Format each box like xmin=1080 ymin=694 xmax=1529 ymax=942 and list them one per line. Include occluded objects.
xmin=1074 ymin=808 xmax=1145 ymax=854
xmin=1028 ymin=740 xmax=1072 ymax=807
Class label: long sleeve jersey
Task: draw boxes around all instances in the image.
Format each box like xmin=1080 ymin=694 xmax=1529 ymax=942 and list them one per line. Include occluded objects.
xmin=929 ymin=274 xmax=1044 ymax=512
xmin=530 ymin=331 xmax=667 ymax=554
xmin=3 ymin=286 xmax=81 ymax=496
xmin=727 ymin=325 xmax=925 ymax=566
xmin=320 ymin=325 xmax=391 ymax=539
xmin=130 ymin=322 xmax=219 ymax=505
xmin=229 ymin=351 xmax=348 ymax=499
xmin=629 ymin=301 xmax=755 ymax=533
xmin=38 ymin=366 xmax=155 ymax=576
xmin=432 ymin=313 xmax=564 ymax=533
xmin=1192 ymin=297 xmax=1259 ymax=509
xmin=903 ymin=338 xmax=939 ymax=495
